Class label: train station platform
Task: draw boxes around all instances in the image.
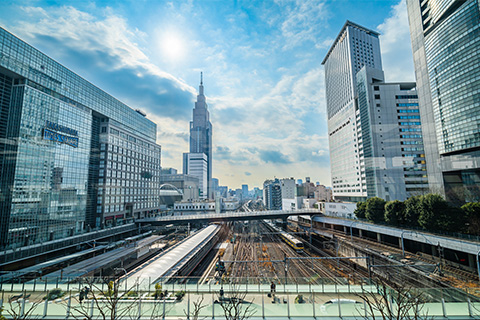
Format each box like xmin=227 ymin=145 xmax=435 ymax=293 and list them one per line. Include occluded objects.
xmin=125 ymin=225 xmax=220 ymax=288
xmin=45 ymin=235 xmax=165 ymax=281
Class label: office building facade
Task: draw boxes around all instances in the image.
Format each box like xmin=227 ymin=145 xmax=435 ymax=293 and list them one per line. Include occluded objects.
xmin=160 ymin=172 xmax=200 ymax=202
xmin=356 ymin=66 xmax=428 ymax=200
xmin=406 ymin=0 xmax=480 ymax=202
xmin=323 ymin=21 xmax=428 ymax=202
xmin=322 ymin=21 xmax=383 ymax=202
xmin=183 ymin=152 xmax=208 ymax=199
xmin=0 ymin=27 xmax=162 ymax=249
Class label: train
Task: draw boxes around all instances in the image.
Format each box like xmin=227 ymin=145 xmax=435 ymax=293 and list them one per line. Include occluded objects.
xmin=264 ymin=220 xmax=304 ymax=252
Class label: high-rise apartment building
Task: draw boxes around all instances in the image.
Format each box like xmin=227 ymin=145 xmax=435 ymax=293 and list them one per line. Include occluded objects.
xmin=188 ymin=73 xmax=213 ymax=199
xmin=406 ymin=0 xmax=480 ymax=203
xmin=263 ymin=179 xmax=282 ymax=210
xmin=0 ymin=27 xmax=162 ymax=249
xmin=322 ymin=21 xmax=428 ymax=201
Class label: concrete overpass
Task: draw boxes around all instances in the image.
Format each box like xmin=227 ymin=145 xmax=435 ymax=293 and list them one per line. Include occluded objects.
xmin=136 ymin=208 xmax=320 ymax=226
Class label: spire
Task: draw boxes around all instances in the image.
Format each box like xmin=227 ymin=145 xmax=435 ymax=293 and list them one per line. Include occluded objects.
xmin=199 ymin=71 xmax=204 ymax=95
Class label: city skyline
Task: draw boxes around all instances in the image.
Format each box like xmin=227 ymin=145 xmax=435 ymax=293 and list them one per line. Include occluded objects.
xmin=0 ymin=0 xmax=416 ymax=189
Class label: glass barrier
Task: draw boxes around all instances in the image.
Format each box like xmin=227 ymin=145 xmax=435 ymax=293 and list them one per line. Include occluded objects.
xmin=0 ymin=277 xmax=476 ymax=319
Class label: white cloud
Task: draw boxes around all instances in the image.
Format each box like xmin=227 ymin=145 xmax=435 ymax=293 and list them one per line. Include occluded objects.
xmin=4 ymin=3 xmax=332 ymax=189
xmin=377 ymin=0 xmax=415 ymax=82
xmin=275 ymin=0 xmax=329 ymax=50
xmin=15 ymin=5 xmax=195 ymax=94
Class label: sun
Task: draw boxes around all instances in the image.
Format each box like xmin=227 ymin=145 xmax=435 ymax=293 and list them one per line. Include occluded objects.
xmin=161 ymin=32 xmax=186 ymax=61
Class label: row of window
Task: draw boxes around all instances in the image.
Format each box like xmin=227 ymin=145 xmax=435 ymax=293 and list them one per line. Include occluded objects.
xmin=397 ymin=103 xmax=419 ymax=107
xmin=396 ymin=95 xmax=418 ymax=99
xmin=399 ymin=122 xmax=421 ymax=125
xmin=398 ymin=115 xmax=421 ymax=119
xmin=401 ymin=134 xmax=422 ymax=138
xmin=402 ymin=140 xmax=423 ymax=145
xmin=397 ymin=109 xmax=419 ymax=113
xmin=400 ymin=128 xmax=422 ymax=132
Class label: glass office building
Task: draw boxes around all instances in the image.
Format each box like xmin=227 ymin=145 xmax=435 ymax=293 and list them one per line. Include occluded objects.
xmin=0 ymin=27 xmax=162 ymax=250
xmin=407 ymin=0 xmax=480 ymax=202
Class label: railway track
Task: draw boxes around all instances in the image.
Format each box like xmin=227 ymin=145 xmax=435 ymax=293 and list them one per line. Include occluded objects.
xmin=297 ymin=220 xmax=480 ymax=290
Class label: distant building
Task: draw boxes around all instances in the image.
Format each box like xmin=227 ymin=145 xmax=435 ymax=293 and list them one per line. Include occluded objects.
xmin=218 ymin=186 xmax=228 ymax=198
xmin=160 ymin=172 xmax=200 ymax=202
xmin=212 ymin=178 xmax=219 ymax=198
xmin=242 ymin=184 xmax=249 ymax=199
xmin=253 ymin=187 xmax=263 ymax=200
xmin=173 ymin=198 xmax=240 ymax=214
xmin=282 ymin=197 xmax=304 ymax=211
xmin=161 ymin=168 xmax=178 ymax=175
xmin=319 ymin=202 xmax=357 ymax=219
xmin=235 ymin=188 xmax=243 ymax=201
xmin=263 ymin=179 xmax=282 ymax=210
xmin=315 ymin=185 xmax=333 ymax=202
xmin=280 ymin=178 xmax=296 ymax=199
xmin=188 ymin=73 xmax=213 ymax=199
xmin=183 ymin=153 xmax=208 ymax=199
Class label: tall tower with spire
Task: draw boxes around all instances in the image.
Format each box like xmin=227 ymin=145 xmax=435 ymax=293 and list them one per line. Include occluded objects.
xmin=184 ymin=72 xmax=213 ymax=199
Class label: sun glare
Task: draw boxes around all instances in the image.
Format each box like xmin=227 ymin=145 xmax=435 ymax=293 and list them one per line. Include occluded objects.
xmin=162 ymin=32 xmax=185 ymax=61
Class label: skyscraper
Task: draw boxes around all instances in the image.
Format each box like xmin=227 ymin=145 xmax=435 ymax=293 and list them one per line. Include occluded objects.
xmin=188 ymin=73 xmax=213 ymax=199
xmin=322 ymin=21 xmax=383 ymax=202
xmin=406 ymin=0 xmax=480 ymax=203
xmin=322 ymin=21 xmax=428 ymax=201
xmin=242 ymin=184 xmax=249 ymax=199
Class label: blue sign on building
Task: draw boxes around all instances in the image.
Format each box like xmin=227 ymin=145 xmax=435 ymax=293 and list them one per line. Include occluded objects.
xmin=43 ymin=121 xmax=79 ymax=148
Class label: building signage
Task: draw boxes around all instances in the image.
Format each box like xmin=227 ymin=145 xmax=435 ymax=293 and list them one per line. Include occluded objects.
xmin=43 ymin=120 xmax=79 ymax=148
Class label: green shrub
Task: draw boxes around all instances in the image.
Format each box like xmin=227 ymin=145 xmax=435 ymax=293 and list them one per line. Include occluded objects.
xmin=45 ymin=288 xmax=65 ymax=301
xmin=175 ymin=290 xmax=185 ymax=301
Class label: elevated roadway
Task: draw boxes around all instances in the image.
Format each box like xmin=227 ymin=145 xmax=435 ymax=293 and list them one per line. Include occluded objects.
xmin=136 ymin=208 xmax=320 ymax=226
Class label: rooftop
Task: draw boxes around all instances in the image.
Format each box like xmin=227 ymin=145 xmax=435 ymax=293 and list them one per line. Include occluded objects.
xmin=321 ymin=20 xmax=380 ymax=65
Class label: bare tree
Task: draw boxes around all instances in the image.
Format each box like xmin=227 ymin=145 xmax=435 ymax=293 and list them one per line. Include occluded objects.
xmin=66 ymin=278 xmax=176 ymax=320
xmin=67 ymin=277 xmax=140 ymax=320
xmin=216 ymin=282 xmax=256 ymax=320
xmin=354 ymin=274 xmax=432 ymax=320
xmin=184 ymin=295 xmax=207 ymax=320
xmin=3 ymin=292 xmax=41 ymax=320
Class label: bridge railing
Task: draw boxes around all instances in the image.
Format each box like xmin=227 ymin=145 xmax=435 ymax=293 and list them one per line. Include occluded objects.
xmin=141 ymin=208 xmax=320 ymax=222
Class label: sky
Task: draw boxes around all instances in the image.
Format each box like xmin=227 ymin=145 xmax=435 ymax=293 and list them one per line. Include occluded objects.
xmin=0 ymin=0 xmax=416 ymax=190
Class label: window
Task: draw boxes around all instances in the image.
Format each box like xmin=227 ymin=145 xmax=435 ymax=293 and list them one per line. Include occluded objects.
xmin=396 ymin=95 xmax=418 ymax=99
xmin=375 ymin=94 xmax=380 ymax=99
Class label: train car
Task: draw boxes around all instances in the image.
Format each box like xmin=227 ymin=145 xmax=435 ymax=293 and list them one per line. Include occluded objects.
xmin=263 ymin=220 xmax=304 ymax=252
xmin=280 ymin=232 xmax=304 ymax=253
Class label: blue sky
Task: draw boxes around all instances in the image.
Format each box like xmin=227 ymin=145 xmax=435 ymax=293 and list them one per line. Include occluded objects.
xmin=0 ymin=0 xmax=415 ymax=189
